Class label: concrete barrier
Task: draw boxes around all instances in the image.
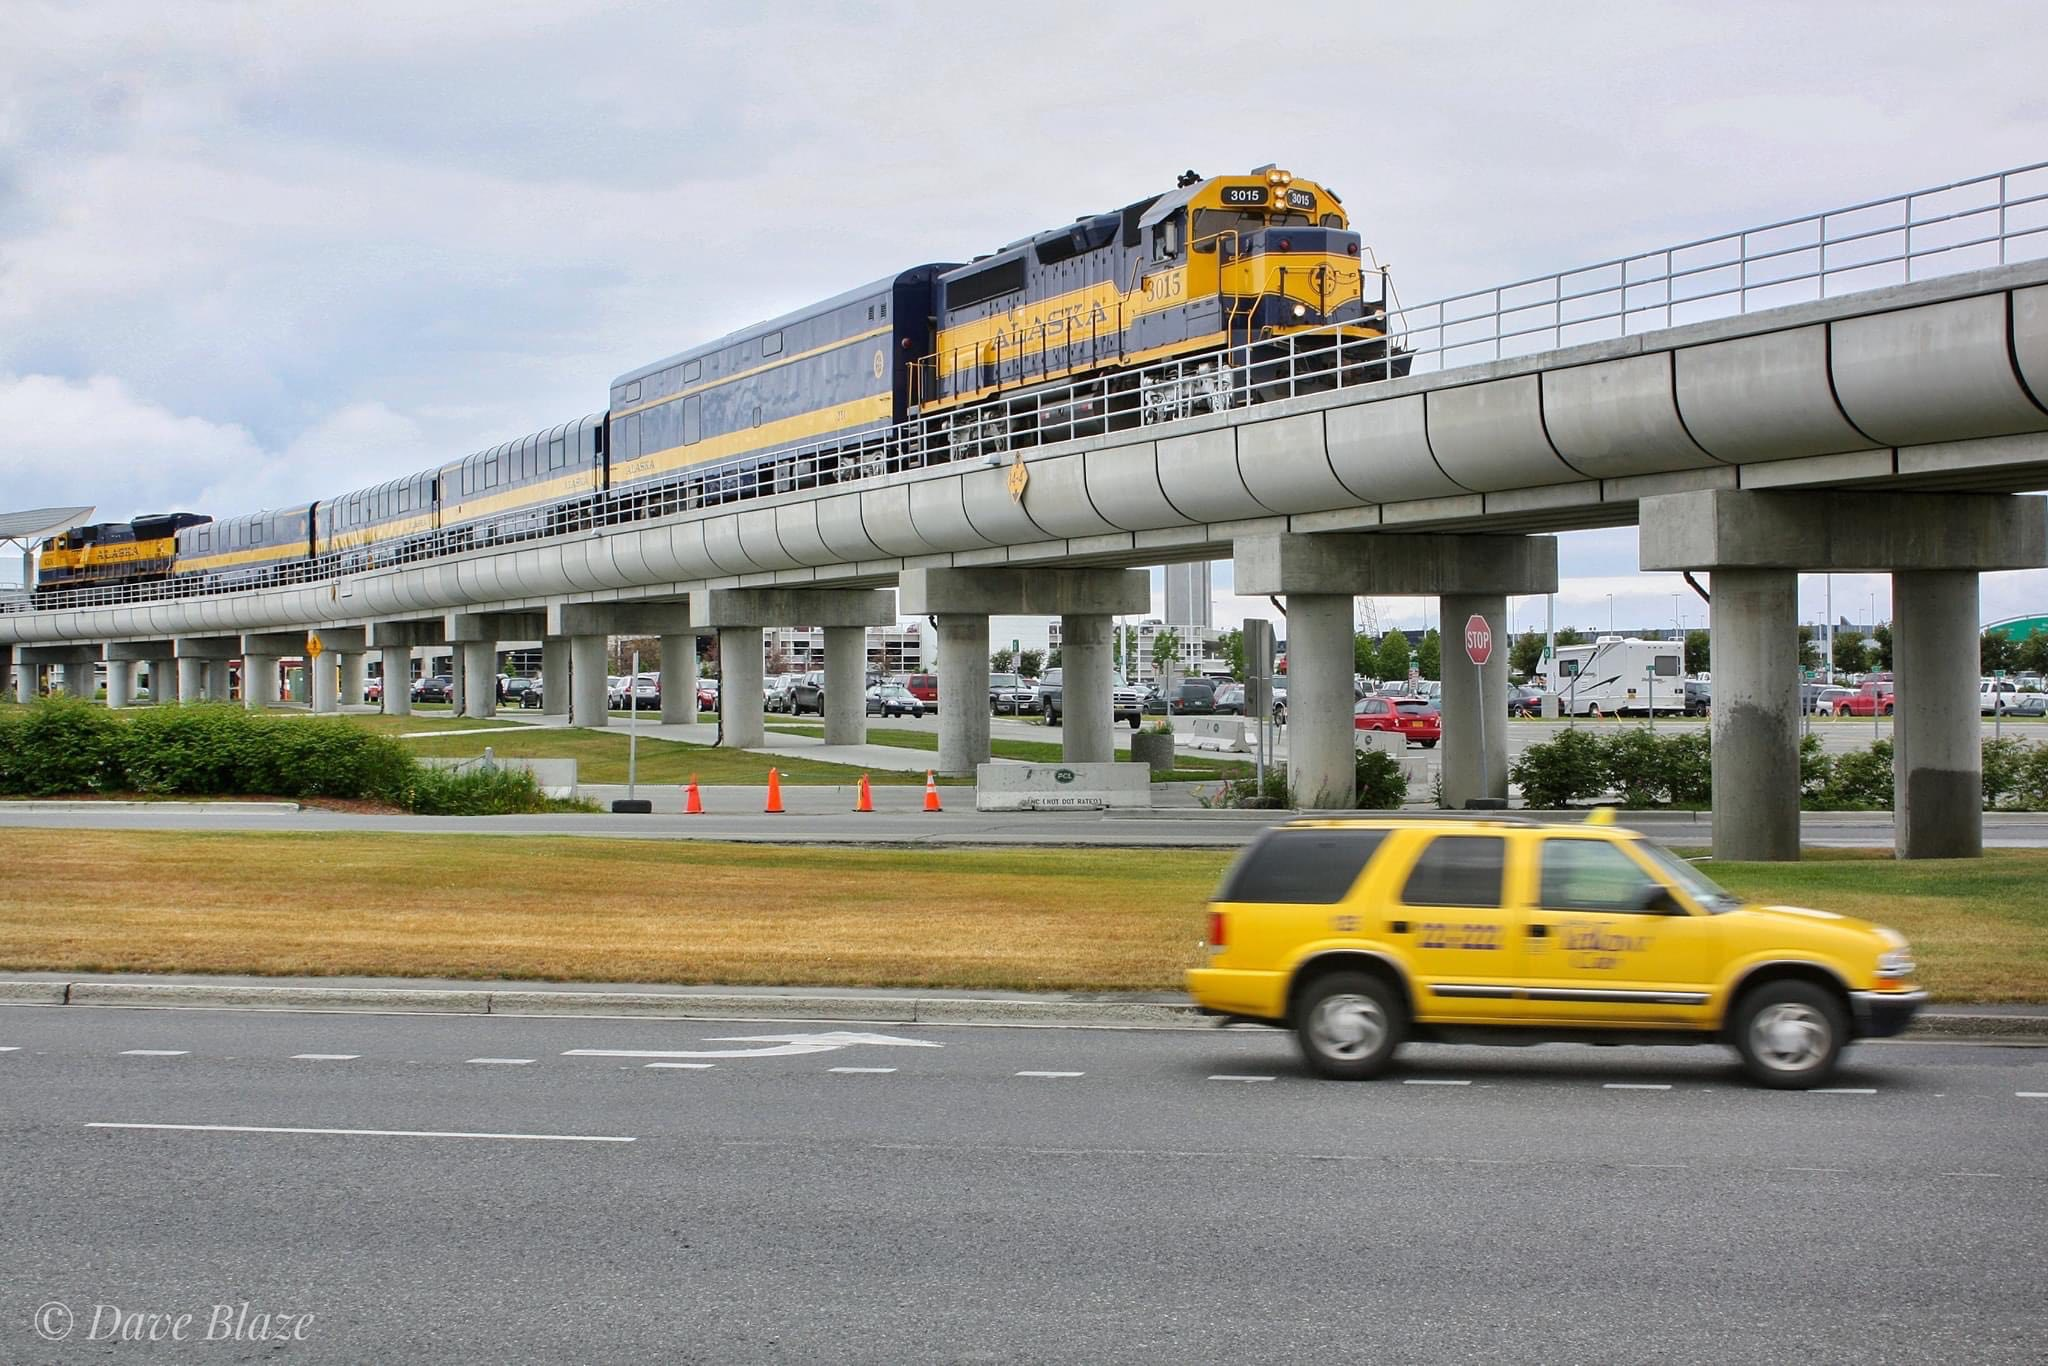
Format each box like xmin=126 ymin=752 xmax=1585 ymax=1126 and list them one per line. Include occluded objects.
xmin=1187 ymin=716 xmax=1253 ymax=753
xmin=974 ymin=761 xmax=1152 ymax=811
xmin=419 ymin=754 xmax=577 ymax=797
xmin=65 ymin=982 xmax=493 ymax=1014
xmin=1355 ymin=728 xmax=1429 ymax=793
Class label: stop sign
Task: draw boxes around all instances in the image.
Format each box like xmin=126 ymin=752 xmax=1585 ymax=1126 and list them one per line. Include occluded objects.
xmin=1463 ymin=614 xmax=1493 ymax=666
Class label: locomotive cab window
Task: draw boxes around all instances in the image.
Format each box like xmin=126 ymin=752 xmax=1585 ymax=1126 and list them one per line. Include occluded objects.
xmin=1153 ymin=209 xmax=1184 ymax=260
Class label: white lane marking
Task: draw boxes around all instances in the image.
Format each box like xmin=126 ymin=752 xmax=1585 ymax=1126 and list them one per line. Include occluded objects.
xmin=1603 ymin=1083 xmax=1670 ymax=1090
xmin=829 ymin=1067 xmax=897 ymax=1074
xmin=1941 ymin=1171 xmax=2003 ymax=1178
xmin=567 ymin=1031 xmax=943 ymax=1061
xmin=467 ymin=1057 xmax=534 ymax=1065
xmin=87 ymin=1122 xmax=632 ymax=1143
xmin=645 ymin=1062 xmax=716 ymax=1070
xmin=120 ymin=1050 xmax=189 ymax=1057
xmin=1626 ymin=1162 xmax=1691 ymax=1169
xmin=0 ymin=1046 xmax=19 ymax=1052
xmin=1015 ymin=1070 xmax=1084 ymax=1078
xmin=291 ymin=1054 xmax=359 ymax=1061
xmin=1402 ymin=1079 xmax=1471 ymax=1086
xmin=2018 ymin=1091 xmax=2048 ymax=1098
xmin=1781 ymin=1166 xmax=1850 ymax=1173
xmin=1813 ymin=1087 xmax=1877 ymax=1094
xmin=1208 ymin=1074 xmax=1275 ymax=1083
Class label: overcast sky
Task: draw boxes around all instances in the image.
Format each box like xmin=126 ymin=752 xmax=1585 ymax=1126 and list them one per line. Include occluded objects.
xmin=4 ymin=0 xmax=2045 ymax=632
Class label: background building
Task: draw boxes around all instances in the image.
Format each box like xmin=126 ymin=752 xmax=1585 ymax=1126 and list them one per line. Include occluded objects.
xmin=1164 ymin=562 xmax=1212 ymax=629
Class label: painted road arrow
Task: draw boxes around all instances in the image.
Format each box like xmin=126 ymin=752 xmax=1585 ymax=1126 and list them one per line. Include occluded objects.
xmin=564 ymin=1031 xmax=945 ymax=1061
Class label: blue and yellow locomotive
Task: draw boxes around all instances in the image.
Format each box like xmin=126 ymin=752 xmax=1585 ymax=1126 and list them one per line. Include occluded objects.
xmin=34 ymin=165 xmax=1403 ymax=603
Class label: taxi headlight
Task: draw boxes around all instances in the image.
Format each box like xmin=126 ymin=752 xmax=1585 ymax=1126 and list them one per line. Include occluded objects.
xmin=1877 ymin=949 xmax=1916 ymax=979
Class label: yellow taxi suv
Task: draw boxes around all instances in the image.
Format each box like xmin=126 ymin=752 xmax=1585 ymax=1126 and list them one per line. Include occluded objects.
xmin=1187 ymin=815 xmax=1926 ymax=1089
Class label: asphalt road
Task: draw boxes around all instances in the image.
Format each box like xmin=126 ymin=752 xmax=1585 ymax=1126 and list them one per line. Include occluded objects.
xmin=4 ymin=1005 xmax=2044 ymax=1363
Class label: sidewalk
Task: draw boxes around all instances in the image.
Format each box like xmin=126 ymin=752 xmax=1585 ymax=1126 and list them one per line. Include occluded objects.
xmin=3 ymin=970 xmax=2042 ymax=1039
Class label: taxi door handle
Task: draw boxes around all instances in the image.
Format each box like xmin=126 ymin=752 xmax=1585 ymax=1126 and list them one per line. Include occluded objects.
xmin=1527 ymin=924 xmax=1549 ymax=939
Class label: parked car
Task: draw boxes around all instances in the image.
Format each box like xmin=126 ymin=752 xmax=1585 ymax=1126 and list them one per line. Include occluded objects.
xmin=1981 ymin=678 xmax=2048 ymax=715
xmin=1188 ymin=816 xmax=1926 ymax=1088
xmin=1683 ymin=678 xmax=1711 ymax=717
xmin=1809 ymin=685 xmax=1851 ymax=715
xmin=1213 ymin=681 xmax=1244 ymax=714
xmin=764 ymin=674 xmax=800 ymax=713
xmin=1142 ymin=680 xmax=1217 ymax=716
xmin=989 ymin=672 xmax=1038 ymax=715
xmin=866 ymin=683 xmax=926 ymax=718
xmin=521 ymin=677 xmax=546 ymax=709
xmin=502 ymin=677 xmax=535 ymax=705
xmin=788 ymin=671 xmax=827 ymax=715
xmin=1506 ymin=684 xmax=1542 ymax=718
xmin=1354 ymin=695 xmax=1441 ymax=747
xmin=1834 ymin=680 xmax=1895 ymax=717
xmin=365 ymin=678 xmax=384 ymax=704
xmin=631 ymin=674 xmax=660 ymax=710
xmin=697 ymin=679 xmax=720 ymax=711
xmin=905 ymin=673 xmax=939 ymax=711
xmin=411 ymin=674 xmax=453 ymax=703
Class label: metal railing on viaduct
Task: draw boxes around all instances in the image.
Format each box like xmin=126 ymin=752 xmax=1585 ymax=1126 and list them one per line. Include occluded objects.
xmin=6 ymin=163 xmax=2048 ymax=864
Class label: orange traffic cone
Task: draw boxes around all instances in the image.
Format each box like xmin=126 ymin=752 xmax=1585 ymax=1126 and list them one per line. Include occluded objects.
xmin=684 ymin=775 xmax=703 ymax=815
xmin=922 ymin=770 xmax=942 ymax=813
xmin=764 ymin=767 xmax=785 ymax=814
xmin=854 ymin=772 xmax=874 ymax=813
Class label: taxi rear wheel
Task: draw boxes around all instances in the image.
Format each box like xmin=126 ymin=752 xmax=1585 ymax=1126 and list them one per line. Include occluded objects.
xmin=1295 ymin=972 xmax=1404 ymax=1080
xmin=1732 ymin=981 xmax=1846 ymax=1089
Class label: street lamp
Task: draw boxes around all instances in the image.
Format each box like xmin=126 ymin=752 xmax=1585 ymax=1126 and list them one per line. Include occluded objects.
xmin=1607 ymin=593 xmax=1615 ymax=636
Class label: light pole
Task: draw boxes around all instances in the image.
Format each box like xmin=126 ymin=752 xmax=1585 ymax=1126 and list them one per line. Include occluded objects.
xmin=1607 ymin=593 xmax=1615 ymax=636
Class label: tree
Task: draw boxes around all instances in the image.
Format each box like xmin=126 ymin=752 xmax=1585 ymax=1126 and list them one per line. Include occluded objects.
xmin=1045 ymin=648 xmax=1061 ymax=670
xmin=1796 ymin=625 xmax=1821 ymax=671
xmin=1018 ymin=648 xmax=1044 ymax=678
xmin=1354 ymin=631 xmax=1378 ymax=678
xmin=1832 ymin=629 xmax=1867 ymax=674
xmin=2018 ymin=632 xmax=2048 ymax=675
xmin=1375 ymin=630 xmax=1412 ymax=684
xmin=763 ymin=642 xmax=791 ymax=676
xmin=1981 ymin=631 xmax=2016 ymax=675
xmin=1417 ymin=628 xmax=1442 ymax=681
xmin=1684 ymin=628 xmax=1711 ymax=677
xmin=1508 ymin=630 xmax=1544 ymax=680
xmin=1115 ymin=626 xmax=1139 ymax=679
xmin=1215 ymin=628 xmax=1246 ymax=681
xmin=1871 ymin=623 xmax=1894 ymax=672
xmin=1555 ymin=627 xmax=1586 ymax=648
xmin=1149 ymin=626 xmax=1180 ymax=691
xmin=989 ymin=647 xmax=1015 ymax=673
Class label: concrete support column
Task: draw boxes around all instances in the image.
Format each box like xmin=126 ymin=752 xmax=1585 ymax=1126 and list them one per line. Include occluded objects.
xmin=570 ymin=635 xmax=608 ymax=729
xmin=309 ymin=655 xmax=338 ymax=713
xmin=380 ymin=649 xmax=412 ymax=715
xmin=1285 ymin=594 xmax=1356 ymax=809
xmin=341 ymin=653 xmax=368 ymax=709
xmin=1709 ymin=569 xmax=1801 ymax=862
xmin=446 ymin=650 xmax=464 ymax=713
xmin=151 ymin=659 xmax=175 ymax=703
xmin=178 ymin=656 xmax=207 ymax=705
xmin=1893 ymin=570 xmax=1982 ymax=859
xmin=106 ymin=659 xmax=135 ymax=709
xmin=1061 ymin=613 xmax=1114 ymax=764
xmin=460 ymin=641 xmax=497 ymax=718
xmin=1440 ymin=594 xmax=1509 ymax=808
xmin=17 ymin=663 xmax=38 ymax=704
xmin=822 ymin=626 xmax=866 ymax=747
xmin=936 ymin=614 xmax=990 ymax=776
xmin=541 ymin=637 xmax=571 ymax=717
xmin=659 ymin=634 xmax=697 ymax=724
xmin=204 ymin=660 xmax=231 ymax=703
xmin=59 ymin=661 xmax=92 ymax=699
xmin=242 ymin=655 xmax=278 ymax=709
xmin=717 ymin=627 xmax=765 ymax=748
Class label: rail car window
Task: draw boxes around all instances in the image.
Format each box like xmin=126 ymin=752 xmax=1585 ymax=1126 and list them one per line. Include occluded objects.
xmin=1153 ymin=209 xmax=1184 ymax=260
xmin=948 ymin=257 xmax=1026 ymax=311
xmin=762 ymin=331 xmax=782 ymax=358
xmin=624 ymin=380 xmax=641 ymax=402
xmin=682 ymin=360 xmax=700 ymax=383
xmin=683 ymin=395 xmax=700 ymax=445
xmin=550 ymin=436 xmax=566 ymax=469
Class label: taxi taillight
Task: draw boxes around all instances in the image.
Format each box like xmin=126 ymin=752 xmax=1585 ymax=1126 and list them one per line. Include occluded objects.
xmin=1208 ymin=911 xmax=1227 ymax=948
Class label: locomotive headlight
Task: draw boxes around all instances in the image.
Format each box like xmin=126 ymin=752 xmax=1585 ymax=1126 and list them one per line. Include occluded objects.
xmin=1267 ymin=169 xmax=1285 ymax=185
xmin=1292 ymin=303 xmax=1308 ymax=318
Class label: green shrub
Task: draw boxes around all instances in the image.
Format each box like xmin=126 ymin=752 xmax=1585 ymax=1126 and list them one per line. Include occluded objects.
xmin=1799 ymin=732 xmax=1832 ymax=799
xmin=117 ymin=705 xmax=412 ymax=803
xmin=403 ymin=765 xmax=565 ymax=815
xmin=1660 ymin=731 xmax=1713 ymax=808
xmin=1818 ymin=739 xmax=1894 ymax=810
xmin=1982 ymin=737 xmax=2028 ymax=809
xmin=4 ymin=697 xmax=126 ymax=795
xmin=1354 ymin=748 xmax=1408 ymax=809
xmin=120 ymin=705 xmax=260 ymax=794
xmin=1210 ymin=764 xmax=1290 ymax=809
xmin=2013 ymin=742 xmax=2048 ymax=810
xmin=1600 ymin=729 xmax=1671 ymax=807
xmin=1509 ymin=727 xmax=1606 ymax=807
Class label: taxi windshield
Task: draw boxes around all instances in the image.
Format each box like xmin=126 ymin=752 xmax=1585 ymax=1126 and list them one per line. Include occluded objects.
xmin=1636 ymin=841 xmax=1745 ymax=913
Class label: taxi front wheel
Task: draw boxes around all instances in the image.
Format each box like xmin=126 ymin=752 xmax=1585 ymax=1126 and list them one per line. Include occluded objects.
xmin=1732 ymin=981 xmax=1846 ymax=1089
xmin=1295 ymin=972 xmax=1405 ymax=1080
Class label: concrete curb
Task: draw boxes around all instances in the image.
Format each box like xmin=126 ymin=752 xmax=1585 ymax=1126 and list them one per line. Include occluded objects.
xmin=0 ymin=800 xmax=302 ymax=812
xmin=3 ymin=979 xmax=2039 ymax=1038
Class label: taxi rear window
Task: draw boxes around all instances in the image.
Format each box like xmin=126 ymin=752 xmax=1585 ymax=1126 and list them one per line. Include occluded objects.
xmin=1217 ymin=829 xmax=1388 ymax=904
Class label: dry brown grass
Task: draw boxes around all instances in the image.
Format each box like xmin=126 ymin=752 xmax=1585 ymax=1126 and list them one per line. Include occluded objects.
xmin=0 ymin=831 xmax=1225 ymax=991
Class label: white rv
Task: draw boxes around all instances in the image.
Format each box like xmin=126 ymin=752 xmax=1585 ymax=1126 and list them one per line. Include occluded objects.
xmin=1551 ymin=637 xmax=1685 ymax=716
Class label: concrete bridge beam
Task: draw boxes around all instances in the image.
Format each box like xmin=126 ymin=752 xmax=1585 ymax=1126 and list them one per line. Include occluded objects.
xmin=1642 ymin=489 xmax=2048 ymax=860
xmin=1234 ymin=534 xmax=1558 ymax=810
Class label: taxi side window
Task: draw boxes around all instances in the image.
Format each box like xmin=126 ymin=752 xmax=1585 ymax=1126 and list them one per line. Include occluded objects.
xmin=1540 ymin=840 xmax=1661 ymax=912
xmin=1399 ymin=836 xmax=1505 ymax=908
xmin=1217 ymin=829 xmax=1388 ymax=904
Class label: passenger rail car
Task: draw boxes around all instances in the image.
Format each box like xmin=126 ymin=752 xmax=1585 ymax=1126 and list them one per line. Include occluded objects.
xmin=317 ymin=469 xmax=440 ymax=573
xmin=606 ymin=268 xmax=952 ymax=508
xmin=439 ymin=414 xmax=606 ymax=551
xmin=170 ymin=505 xmax=315 ymax=590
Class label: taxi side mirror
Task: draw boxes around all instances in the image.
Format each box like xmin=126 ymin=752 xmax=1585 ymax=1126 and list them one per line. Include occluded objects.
xmin=1634 ymin=885 xmax=1683 ymax=915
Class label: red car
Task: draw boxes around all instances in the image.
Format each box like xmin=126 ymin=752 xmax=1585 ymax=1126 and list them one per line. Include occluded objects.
xmin=1833 ymin=681 xmax=1894 ymax=717
xmin=905 ymin=673 xmax=939 ymax=711
xmin=1354 ymin=696 xmax=1441 ymax=747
